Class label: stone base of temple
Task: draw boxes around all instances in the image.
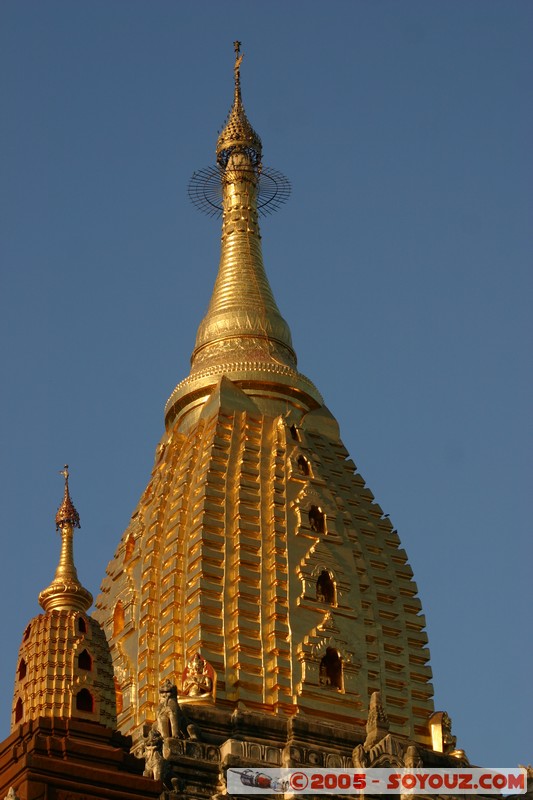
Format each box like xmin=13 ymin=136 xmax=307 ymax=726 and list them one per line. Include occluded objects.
xmin=134 ymin=700 xmax=469 ymax=800
xmin=0 ymin=716 xmax=163 ymax=800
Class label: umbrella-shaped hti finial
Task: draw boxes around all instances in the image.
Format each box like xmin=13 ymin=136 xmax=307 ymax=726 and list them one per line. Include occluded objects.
xmin=188 ymin=42 xmax=290 ymax=219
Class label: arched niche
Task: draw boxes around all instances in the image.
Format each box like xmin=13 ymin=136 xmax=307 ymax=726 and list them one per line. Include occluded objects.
xmin=309 ymin=505 xmax=326 ymax=534
xmin=75 ymin=688 xmax=94 ymax=713
xmin=319 ymin=647 xmax=343 ymax=691
xmin=78 ymin=649 xmax=92 ymax=671
xmin=14 ymin=697 xmax=23 ymax=722
xmin=316 ymin=569 xmax=336 ymax=605
xmin=289 ymin=424 xmax=300 ymax=441
xmin=297 ymin=454 xmax=310 ymax=476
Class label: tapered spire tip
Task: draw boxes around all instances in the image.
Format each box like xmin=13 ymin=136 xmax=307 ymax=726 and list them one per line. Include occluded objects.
xmin=55 ymin=464 xmax=80 ymax=530
xmin=216 ymin=41 xmax=262 ymax=169
xmin=39 ymin=466 xmax=92 ymax=612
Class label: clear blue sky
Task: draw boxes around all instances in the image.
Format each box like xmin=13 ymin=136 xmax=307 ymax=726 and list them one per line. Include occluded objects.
xmin=1 ymin=0 xmax=531 ymax=766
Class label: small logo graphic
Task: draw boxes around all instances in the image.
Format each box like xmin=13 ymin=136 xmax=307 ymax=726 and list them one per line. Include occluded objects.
xmin=290 ymin=771 xmax=309 ymax=791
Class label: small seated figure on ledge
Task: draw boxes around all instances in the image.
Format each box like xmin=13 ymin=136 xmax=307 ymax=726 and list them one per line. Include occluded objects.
xmin=182 ymin=653 xmax=214 ymax=697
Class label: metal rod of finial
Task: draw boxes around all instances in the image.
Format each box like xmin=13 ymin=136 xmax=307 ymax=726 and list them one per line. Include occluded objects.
xmin=233 ymin=40 xmax=243 ymax=89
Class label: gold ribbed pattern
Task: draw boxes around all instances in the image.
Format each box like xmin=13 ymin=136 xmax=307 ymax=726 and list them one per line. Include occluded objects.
xmin=96 ymin=380 xmax=434 ymax=746
xmin=39 ymin=470 xmax=92 ymax=613
xmin=11 ymin=610 xmax=116 ymax=730
xmin=39 ymin=522 xmax=92 ymax=613
xmin=165 ymin=151 xmax=321 ymax=429
xmin=11 ymin=471 xmax=116 ymax=732
xmin=191 ymin=153 xmax=296 ymax=373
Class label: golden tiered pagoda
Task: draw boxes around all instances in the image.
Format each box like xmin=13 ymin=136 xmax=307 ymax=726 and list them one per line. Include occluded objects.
xmin=11 ymin=467 xmax=116 ymax=729
xmin=2 ymin=43 xmax=475 ymax=800
xmin=2 ymin=471 xmax=160 ymax=799
xmin=95 ymin=42 xmax=437 ymax=758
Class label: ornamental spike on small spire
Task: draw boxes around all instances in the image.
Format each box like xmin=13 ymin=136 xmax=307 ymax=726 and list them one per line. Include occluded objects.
xmin=39 ymin=466 xmax=92 ymax=613
xmin=56 ymin=464 xmax=80 ymax=530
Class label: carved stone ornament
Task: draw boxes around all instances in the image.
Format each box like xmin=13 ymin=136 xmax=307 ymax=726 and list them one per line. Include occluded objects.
xmin=352 ymin=743 xmax=369 ymax=768
xmin=364 ymin=690 xmax=390 ymax=748
xmin=4 ymin=789 xmax=20 ymax=800
xmin=404 ymin=744 xmax=422 ymax=769
xmin=142 ymin=728 xmax=164 ymax=781
xmin=356 ymin=733 xmax=406 ymax=769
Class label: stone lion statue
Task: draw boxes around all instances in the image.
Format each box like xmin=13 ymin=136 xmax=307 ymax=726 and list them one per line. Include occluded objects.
xmin=142 ymin=728 xmax=163 ymax=780
xmin=155 ymin=679 xmax=181 ymax=739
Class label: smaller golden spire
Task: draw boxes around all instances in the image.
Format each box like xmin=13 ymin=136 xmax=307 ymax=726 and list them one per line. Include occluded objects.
xmin=39 ymin=466 xmax=92 ymax=613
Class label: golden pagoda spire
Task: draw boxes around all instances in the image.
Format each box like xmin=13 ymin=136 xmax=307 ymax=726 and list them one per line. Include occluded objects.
xmin=96 ymin=45 xmax=436 ymax=746
xmin=165 ymin=43 xmax=321 ymax=429
xmin=38 ymin=466 xmax=93 ymax=613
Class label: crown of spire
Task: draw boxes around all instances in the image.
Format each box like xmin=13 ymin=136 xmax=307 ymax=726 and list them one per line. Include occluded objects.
xmin=55 ymin=465 xmax=81 ymax=530
xmin=216 ymin=41 xmax=262 ymax=169
xmin=39 ymin=466 xmax=92 ymax=613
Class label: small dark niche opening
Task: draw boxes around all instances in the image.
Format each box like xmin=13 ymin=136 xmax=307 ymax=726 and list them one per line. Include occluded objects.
xmin=308 ymin=505 xmax=326 ymax=533
xmin=78 ymin=649 xmax=92 ymax=671
xmin=78 ymin=617 xmax=87 ymax=633
xmin=23 ymin=623 xmax=31 ymax=641
xmin=316 ymin=570 xmax=336 ymax=605
xmin=289 ymin=424 xmax=300 ymax=441
xmin=18 ymin=658 xmax=27 ymax=681
xmin=14 ymin=697 xmax=23 ymax=722
xmin=319 ymin=648 xmax=343 ymax=690
xmin=297 ymin=455 xmax=310 ymax=476
xmin=76 ymin=688 xmax=94 ymax=713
